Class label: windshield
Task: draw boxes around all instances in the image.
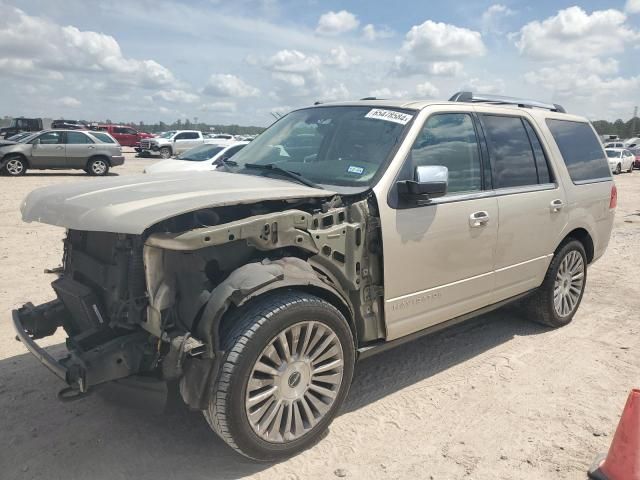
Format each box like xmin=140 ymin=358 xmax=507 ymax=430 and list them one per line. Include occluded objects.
xmin=606 ymin=150 xmax=621 ymax=158
xmin=177 ymin=144 xmax=225 ymax=161
xmin=158 ymin=131 xmax=176 ymax=139
xmin=227 ymin=106 xmax=414 ymax=188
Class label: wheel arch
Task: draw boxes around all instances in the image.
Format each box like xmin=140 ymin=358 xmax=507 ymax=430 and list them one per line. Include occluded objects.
xmin=560 ymin=227 xmax=594 ymax=264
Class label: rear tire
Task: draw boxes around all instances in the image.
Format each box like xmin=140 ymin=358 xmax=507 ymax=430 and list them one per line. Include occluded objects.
xmin=615 ymin=163 xmax=622 ymax=174
xmin=628 ymin=163 xmax=634 ymax=173
xmin=3 ymin=155 xmax=27 ymax=176
xmin=204 ymin=291 xmax=355 ymax=461
xmin=522 ymin=239 xmax=587 ymax=328
xmin=87 ymin=157 xmax=109 ymax=176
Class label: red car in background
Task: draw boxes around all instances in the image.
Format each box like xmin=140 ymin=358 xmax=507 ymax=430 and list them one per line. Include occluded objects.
xmin=95 ymin=124 xmax=155 ymax=147
xmin=631 ymin=147 xmax=640 ymax=169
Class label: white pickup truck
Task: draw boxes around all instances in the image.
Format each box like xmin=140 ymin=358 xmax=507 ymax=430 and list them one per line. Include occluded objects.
xmin=139 ymin=130 xmax=204 ymax=158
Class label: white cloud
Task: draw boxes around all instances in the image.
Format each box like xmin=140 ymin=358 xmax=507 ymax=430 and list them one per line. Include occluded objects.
xmin=199 ymin=102 xmax=237 ymax=112
xmin=415 ymin=81 xmax=439 ymax=98
xmin=324 ymin=45 xmax=360 ymax=69
xmin=369 ymin=87 xmax=409 ymax=99
xmin=54 ymin=96 xmax=81 ymax=108
xmin=428 ymin=61 xmax=463 ymax=76
xmin=321 ymin=83 xmax=350 ymax=101
xmin=0 ymin=6 xmax=178 ymax=88
xmin=316 ymin=10 xmax=359 ymax=35
xmin=626 ymin=0 xmax=640 ymax=14
xmin=362 ymin=24 xmax=394 ymax=41
xmin=514 ymin=6 xmax=639 ymax=60
xmin=401 ymin=20 xmax=486 ymax=61
xmin=202 ymin=73 xmax=260 ymax=97
xmin=152 ymin=89 xmax=199 ymax=103
xmin=264 ymin=49 xmax=323 ymax=93
xmin=462 ymin=77 xmax=505 ymax=94
xmin=481 ymin=4 xmax=515 ymax=34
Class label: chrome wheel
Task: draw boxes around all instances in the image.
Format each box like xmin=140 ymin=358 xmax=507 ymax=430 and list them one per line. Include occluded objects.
xmin=245 ymin=321 xmax=344 ymax=443
xmin=90 ymin=159 xmax=107 ymax=175
xmin=553 ymin=250 xmax=585 ymax=317
xmin=160 ymin=148 xmax=171 ymax=159
xmin=6 ymin=158 xmax=24 ymax=175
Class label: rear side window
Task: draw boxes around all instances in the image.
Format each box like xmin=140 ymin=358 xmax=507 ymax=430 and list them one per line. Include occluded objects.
xmin=481 ymin=115 xmax=539 ymax=188
xmin=66 ymin=132 xmax=93 ymax=144
xmin=89 ymin=132 xmax=115 ymax=143
xmin=546 ymin=119 xmax=611 ymax=183
xmin=523 ymin=121 xmax=552 ymax=183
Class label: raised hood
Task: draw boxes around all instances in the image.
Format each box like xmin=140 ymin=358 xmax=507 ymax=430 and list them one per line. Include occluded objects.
xmin=21 ymin=171 xmax=335 ymax=234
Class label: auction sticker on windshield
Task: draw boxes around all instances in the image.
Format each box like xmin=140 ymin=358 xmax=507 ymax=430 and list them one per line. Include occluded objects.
xmin=365 ymin=109 xmax=413 ymax=125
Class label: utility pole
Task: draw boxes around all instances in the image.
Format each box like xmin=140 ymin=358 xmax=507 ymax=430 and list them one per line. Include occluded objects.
xmin=632 ymin=106 xmax=638 ymax=136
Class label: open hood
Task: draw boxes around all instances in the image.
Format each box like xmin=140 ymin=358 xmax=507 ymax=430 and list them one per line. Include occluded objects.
xmin=21 ymin=171 xmax=335 ymax=234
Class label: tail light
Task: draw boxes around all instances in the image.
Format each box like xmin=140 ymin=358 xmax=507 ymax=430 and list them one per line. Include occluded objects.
xmin=610 ymin=184 xmax=617 ymax=209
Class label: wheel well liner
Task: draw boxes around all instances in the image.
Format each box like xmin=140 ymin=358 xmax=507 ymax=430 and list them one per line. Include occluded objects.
xmin=1 ymin=152 xmax=29 ymax=167
xmin=562 ymin=228 xmax=594 ymax=263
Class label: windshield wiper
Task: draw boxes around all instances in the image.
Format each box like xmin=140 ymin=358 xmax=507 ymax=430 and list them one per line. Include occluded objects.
xmin=244 ymin=163 xmax=321 ymax=189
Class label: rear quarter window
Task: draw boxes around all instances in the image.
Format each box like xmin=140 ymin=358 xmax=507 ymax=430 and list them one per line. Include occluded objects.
xmin=545 ymin=119 xmax=611 ymax=183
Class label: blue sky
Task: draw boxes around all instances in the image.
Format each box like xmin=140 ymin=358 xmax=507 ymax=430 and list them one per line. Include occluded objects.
xmin=1 ymin=0 xmax=639 ymax=125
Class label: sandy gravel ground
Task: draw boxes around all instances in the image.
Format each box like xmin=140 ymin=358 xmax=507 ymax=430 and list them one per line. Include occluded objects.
xmin=1 ymin=151 xmax=639 ymax=480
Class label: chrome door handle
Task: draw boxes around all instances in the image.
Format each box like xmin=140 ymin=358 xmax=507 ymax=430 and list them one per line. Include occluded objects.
xmin=88 ymin=146 xmax=95 ymax=149
xmin=469 ymin=211 xmax=490 ymax=227
xmin=55 ymin=146 xmax=64 ymax=150
xmin=550 ymin=199 xmax=564 ymax=212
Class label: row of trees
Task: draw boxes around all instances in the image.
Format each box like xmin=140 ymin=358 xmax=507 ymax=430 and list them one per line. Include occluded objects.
xmin=592 ymin=116 xmax=639 ymax=139
xmin=104 ymin=118 xmax=265 ymax=135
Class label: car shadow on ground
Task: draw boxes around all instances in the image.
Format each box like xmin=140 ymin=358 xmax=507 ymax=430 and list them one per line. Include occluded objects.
xmin=0 ymin=307 xmax=548 ymax=480
xmin=12 ymin=172 xmax=120 ymax=177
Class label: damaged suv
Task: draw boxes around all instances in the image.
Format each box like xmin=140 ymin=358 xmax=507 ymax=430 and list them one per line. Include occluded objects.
xmin=13 ymin=93 xmax=615 ymax=460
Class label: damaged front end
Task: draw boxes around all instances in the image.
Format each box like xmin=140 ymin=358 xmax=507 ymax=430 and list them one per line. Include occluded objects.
xmin=13 ymin=195 xmax=384 ymax=408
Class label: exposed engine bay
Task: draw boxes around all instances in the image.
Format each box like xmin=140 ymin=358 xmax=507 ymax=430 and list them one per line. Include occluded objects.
xmin=15 ymin=194 xmax=384 ymax=408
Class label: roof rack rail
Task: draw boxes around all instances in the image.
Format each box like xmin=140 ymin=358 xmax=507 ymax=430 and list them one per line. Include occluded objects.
xmin=449 ymin=91 xmax=566 ymax=114
xmin=360 ymin=96 xmax=378 ymax=100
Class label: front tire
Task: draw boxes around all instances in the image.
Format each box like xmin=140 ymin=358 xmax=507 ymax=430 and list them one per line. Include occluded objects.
xmin=615 ymin=163 xmax=622 ymax=174
xmin=87 ymin=157 xmax=109 ymax=176
xmin=159 ymin=147 xmax=172 ymax=159
xmin=204 ymin=291 xmax=355 ymax=461
xmin=3 ymin=155 xmax=27 ymax=176
xmin=522 ymin=239 xmax=587 ymax=328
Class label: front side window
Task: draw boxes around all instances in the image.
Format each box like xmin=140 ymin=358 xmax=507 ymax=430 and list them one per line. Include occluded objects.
xmin=66 ymin=131 xmax=93 ymax=144
xmin=228 ymin=106 xmax=414 ymax=189
xmin=405 ymin=113 xmax=482 ymax=194
xmin=34 ymin=132 xmax=62 ymax=144
xmin=481 ymin=115 xmax=540 ymax=188
xmin=546 ymin=119 xmax=611 ymax=183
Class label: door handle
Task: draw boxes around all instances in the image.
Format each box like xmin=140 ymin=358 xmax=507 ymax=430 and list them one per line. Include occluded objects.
xmin=469 ymin=211 xmax=490 ymax=228
xmin=550 ymin=199 xmax=564 ymax=212
xmin=55 ymin=146 xmax=64 ymax=150
xmin=88 ymin=146 xmax=95 ymax=149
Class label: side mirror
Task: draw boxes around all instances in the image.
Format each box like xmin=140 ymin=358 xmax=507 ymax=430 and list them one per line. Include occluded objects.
xmin=397 ymin=165 xmax=448 ymax=204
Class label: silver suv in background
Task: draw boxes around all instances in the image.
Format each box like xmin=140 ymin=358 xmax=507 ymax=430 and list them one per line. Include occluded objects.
xmin=0 ymin=130 xmax=124 ymax=176
xmin=13 ymin=93 xmax=615 ymax=460
xmin=139 ymin=130 xmax=204 ymax=158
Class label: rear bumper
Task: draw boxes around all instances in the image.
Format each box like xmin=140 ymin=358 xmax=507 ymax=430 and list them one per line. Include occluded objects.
xmin=110 ymin=155 xmax=125 ymax=166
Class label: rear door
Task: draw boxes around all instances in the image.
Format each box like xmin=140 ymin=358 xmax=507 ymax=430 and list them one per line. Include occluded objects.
xmin=29 ymin=131 xmax=65 ymax=167
xmin=64 ymin=131 xmax=96 ymax=168
xmin=477 ymin=111 xmax=568 ymax=301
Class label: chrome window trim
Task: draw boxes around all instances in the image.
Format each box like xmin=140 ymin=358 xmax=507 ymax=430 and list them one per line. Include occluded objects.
xmin=409 ymin=182 xmax=558 ymax=206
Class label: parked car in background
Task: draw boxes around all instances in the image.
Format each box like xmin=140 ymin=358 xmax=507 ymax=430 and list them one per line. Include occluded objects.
xmin=604 ymin=142 xmax=625 ymax=149
xmin=624 ymin=137 xmax=640 ymax=149
xmin=13 ymin=93 xmax=615 ymax=460
xmin=0 ymin=117 xmax=43 ymax=138
xmin=144 ymin=141 xmax=248 ymax=174
xmin=629 ymin=146 xmax=640 ymax=169
xmin=606 ymin=148 xmax=635 ymax=174
xmin=94 ymin=124 xmax=154 ymax=147
xmin=51 ymin=120 xmax=87 ymax=130
xmin=0 ymin=129 xmax=123 ymax=176
xmin=139 ymin=130 xmax=204 ymax=158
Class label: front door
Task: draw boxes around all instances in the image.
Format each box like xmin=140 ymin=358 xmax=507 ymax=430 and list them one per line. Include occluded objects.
xmin=174 ymin=132 xmax=200 ymax=153
xmin=64 ymin=131 xmax=96 ymax=168
xmin=379 ymin=112 xmax=499 ymax=340
xmin=29 ymin=131 xmax=65 ymax=167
